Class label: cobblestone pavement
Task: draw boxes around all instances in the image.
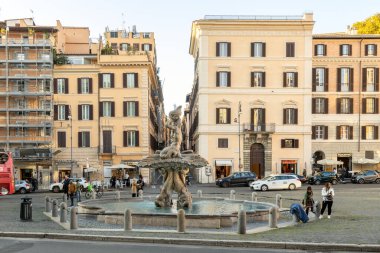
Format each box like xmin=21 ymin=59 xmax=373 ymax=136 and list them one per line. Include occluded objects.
xmin=0 ymin=183 xmax=379 ymax=244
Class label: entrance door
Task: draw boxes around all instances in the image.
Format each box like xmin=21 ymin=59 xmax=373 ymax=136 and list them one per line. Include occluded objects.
xmin=250 ymin=143 xmax=265 ymax=178
xmin=103 ymin=130 xmax=112 ymax=153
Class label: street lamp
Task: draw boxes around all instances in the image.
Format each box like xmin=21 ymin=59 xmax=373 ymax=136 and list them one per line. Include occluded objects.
xmin=68 ymin=106 xmax=73 ymax=171
xmin=238 ymin=101 xmax=242 ymax=171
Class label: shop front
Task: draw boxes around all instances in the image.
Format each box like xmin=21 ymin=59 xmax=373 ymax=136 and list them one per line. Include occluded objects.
xmin=281 ymin=160 xmax=298 ymax=174
xmin=215 ymin=160 xmax=232 ymax=179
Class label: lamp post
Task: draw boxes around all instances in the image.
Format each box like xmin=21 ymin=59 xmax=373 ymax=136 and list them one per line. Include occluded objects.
xmin=68 ymin=106 xmax=73 ymax=171
xmin=238 ymin=101 xmax=242 ymax=171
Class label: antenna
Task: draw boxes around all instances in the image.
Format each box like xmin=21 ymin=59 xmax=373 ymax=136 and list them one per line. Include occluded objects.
xmin=121 ymin=12 xmax=126 ymax=29
xmin=30 ymin=9 xmax=34 ymax=20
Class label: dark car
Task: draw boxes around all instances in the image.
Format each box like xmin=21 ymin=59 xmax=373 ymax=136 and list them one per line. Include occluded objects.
xmin=308 ymin=171 xmax=338 ymax=185
xmin=283 ymin=173 xmax=307 ymax=183
xmin=351 ymin=170 xmax=380 ymax=184
xmin=216 ymin=171 xmax=257 ymax=187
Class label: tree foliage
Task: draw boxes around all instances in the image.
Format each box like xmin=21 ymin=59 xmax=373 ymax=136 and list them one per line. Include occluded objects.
xmin=53 ymin=48 xmax=70 ymax=65
xmin=352 ymin=13 xmax=380 ymax=34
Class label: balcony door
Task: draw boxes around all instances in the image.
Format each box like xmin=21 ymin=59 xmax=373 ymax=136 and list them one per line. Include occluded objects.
xmin=251 ymin=108 xmax=266 ymax=132
xmin=103 ymin=130 xmax=112 ymax=153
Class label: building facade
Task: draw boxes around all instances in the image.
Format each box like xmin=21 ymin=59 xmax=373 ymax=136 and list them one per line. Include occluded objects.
xmin=312 ymin=31 xmax=380 ymax=172
xmin=0 ymin=18 xmax=55 ymax=186
xmin=188 ymin=14 xmax=314 ymax=182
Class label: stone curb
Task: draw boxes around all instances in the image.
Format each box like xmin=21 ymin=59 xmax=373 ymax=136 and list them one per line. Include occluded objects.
xmin=0 ymin=232 xmax=379 ymax=252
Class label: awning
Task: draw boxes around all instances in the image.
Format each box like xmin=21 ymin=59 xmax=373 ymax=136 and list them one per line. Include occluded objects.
xmin=215 ymin=160 xmax=233 ymax=166
xmin=104 ymin=164 xmax=135 ymax=170
xmin=84 ymin=168 xmax=97 ymax=173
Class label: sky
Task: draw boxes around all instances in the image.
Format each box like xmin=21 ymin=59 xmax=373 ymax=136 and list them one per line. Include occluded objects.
xmin=0 ymin=0 xmax=378 ymax=112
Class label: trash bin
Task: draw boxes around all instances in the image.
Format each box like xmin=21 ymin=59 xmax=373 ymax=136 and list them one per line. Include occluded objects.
xmin=20 ymin=197 xmax=32 ymax=221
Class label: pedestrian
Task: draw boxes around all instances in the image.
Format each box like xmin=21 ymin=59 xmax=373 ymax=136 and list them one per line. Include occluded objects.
xmin=76 ymin=180 xmax=81 ymax=202
xmin=131 ymin=178 xmax=137 ymax=197
xmin=137 ymin=175 xmax=144 ymax=192
xmin=62 ymin=175 xmax=70 ymax=200
xmin=303 ymin=186 xmax=314 ymax=215
xmin=68 ymin=180 xmax=77 ymax=207
xmin=124 ymin=172 xmax=130 ymax=187
xmin=302 ymin=168 xmax=307 ymax=178
xmin=320 ymin=182 xmax=335 ymax=219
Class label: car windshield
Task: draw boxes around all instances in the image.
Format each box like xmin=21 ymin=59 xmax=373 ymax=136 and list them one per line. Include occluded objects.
xmin=262 ymin=176 xmax=274 ymax=181
xmin=356 ymin=171 xmax=365 ymax=175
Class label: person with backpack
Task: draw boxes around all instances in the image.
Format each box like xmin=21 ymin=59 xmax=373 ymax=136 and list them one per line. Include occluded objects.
xmin=68 ymin=180 xmax=77 ymax=207
xmin=320 ymin=182 xmax=335 ymax=219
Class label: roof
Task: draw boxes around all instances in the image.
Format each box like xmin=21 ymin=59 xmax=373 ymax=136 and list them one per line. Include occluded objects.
xmin=313 ymin=32 xmax=380 ymax=39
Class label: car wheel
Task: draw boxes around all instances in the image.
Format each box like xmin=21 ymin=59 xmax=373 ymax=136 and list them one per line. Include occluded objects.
xmin=331 ymin=179 xmax=337 ymax=185
xmin=375 ymin=178 xmax=380 ymax=184
xmin=289 ymin=184 xmax=296 ymax=190
xmin=358 ymin=179 xmax=365 ymax=184
xmin=222 ymin=182 xmax=229 ymax=188
xmin=315 ymin=180 xmax=321 ymax=185
xmin=261 ymin=185 xmax=268 ymax=191
xmin=19 ymin=188 xmax=26 ymax=194
xmin=53 ymin=186 xmax=60 ymax=193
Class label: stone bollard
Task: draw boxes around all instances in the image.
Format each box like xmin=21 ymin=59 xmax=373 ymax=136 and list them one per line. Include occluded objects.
xmin=60 ymin=202 xmax=67 ymax=223
xmin=52 ymin=199 xmax=58 ymax=217
xmin=275 ymin=194 xmax=282 ymax=209
xmin=197 ymin=190 xmax=202 ymax=198
xmin=62 ymin=194 xmax=67 ymax=205
xmin=138 ymin=190 xmax=143 ymax=198
xmin=251 ymin=192 xmax=258 ymax=202
xmin=115 ymin=191 xmax=120 ymax=200
xmin=124 ymin=209 xmax=132 ymax=231
xmin=314 ymin=201 xmax=321 ymax=219
xmin=45 ymin=196 xmax=51 ymax=212
xmin=268 ymin=206 xmax=278 ymax=228
xmin=92 ymin=190 xmax=97 ymax=200
xmin=230 ymin=190 xmax=236 ymax=200
xmin=70 ymin=207 xmax=78 ymax=230
xmin=177 ymin=209 xmax=186 ymax=233
xmin=237 ymin=209 xmax=247 ymax=234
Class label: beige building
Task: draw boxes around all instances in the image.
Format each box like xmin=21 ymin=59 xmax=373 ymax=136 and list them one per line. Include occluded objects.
xmin=188 ymin=14 xmax=314 ymax=182
xmin=312 ymin=30 xmax=380 ymax=173
xmin=0 ymin=18 xmax=54 ymax=186
xmin=52 ymin=24 xmax=164 ymax=183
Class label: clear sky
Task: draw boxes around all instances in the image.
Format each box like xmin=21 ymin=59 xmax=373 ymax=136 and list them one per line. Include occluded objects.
xmin=0 ymin=0 xmax=377 ymax=112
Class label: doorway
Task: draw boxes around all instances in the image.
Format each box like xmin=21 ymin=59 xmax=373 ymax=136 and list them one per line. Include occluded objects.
xmin=250 ymin=143 xmax=265 ymax=178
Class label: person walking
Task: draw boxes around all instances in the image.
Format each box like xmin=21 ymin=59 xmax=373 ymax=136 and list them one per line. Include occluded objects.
xmin=131 ymin=178 xmax=137 ymax=197
xmin=62 ymin=175 xmax=70 ymax=200
xmin=303 ymin=186 xmax=314 ymax=215
xmin=68 ymin=180 xmax=77 ymax=207
xmin=320 ymin=182 xmax=335 ymax=219
xmin=76 ymin=180 xmax=81 ymax=202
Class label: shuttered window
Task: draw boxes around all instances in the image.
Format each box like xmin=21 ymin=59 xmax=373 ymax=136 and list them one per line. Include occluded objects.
xmin=123 ymin=73 xmax=138 ymax=88
xmin=218 ymin=138 xmax=228 ymax=148
xmin=281 ymin=139 xmax=299 ymax=148
xmin=286 ymin=42 xmax=295 ymax=57
xmin=78 ymin=131 xmax=90 ymax=147
xmin=57 ymin=131 xmax=66 ymax=148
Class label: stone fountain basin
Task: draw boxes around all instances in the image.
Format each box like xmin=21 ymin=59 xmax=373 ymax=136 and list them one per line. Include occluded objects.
xmin=78 ymin=197 xmax=278 ymax=229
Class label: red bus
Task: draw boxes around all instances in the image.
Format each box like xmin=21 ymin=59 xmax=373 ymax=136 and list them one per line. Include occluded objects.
xmin=0 ymin=152 xmax=15 ymax=195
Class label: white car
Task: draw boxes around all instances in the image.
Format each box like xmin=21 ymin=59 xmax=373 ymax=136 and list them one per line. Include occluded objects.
xmin=250 ymin=174 xmax=301 ymax=191
xmin=49 ymin=178 xmax=88 ymax=193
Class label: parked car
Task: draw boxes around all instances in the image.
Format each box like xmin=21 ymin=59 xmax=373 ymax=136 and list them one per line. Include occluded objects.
xmin=250 ymin=174 xmax=301 ymax=191
xmin=351 ymin=170 xmax=380 ymax=184
xmin=308 ymin=171 xmax=338 ymax=185
xmin=49 ymin=178 xmax=88 ymax=193
xmin=15 ymin=180 xmax=31 ymax=194
xmin=216 ymin=172 xmax=257 ymax=187
xmin=283 ymin=173 xmax=307 ymax=183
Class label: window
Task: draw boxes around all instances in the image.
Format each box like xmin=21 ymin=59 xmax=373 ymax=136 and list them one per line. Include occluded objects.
xmin=315 ymin=44 xmax=326 ymax=56
xmin=57 ymin=132 xmax=66 ymax=147
xmin=281 ymin=139 xmax=299 ymax=148
xmin=216 ymin=108 xmax=231 ymax=124
xmin=216 ymin=71 xmax=230 ymax=87
xmin=102 ymin=74 xmax=111 ymax=88
xmin=340 ymin=44 xmax=352 ymax=56
xmin=124 ymin=131 xmax=139 ymax=147
xmin=218 ymin=138 xmax=228 ymax=148
xmin=338 ymin=68 xmax=353 ymax=92
xmin=363 ymin=68 xmax=378 ymax=92
xmin=120 ymin=43 xmax=129 ymax=51
xmin=102 ymin=102 xmax=112 ymax=117
xmin=363 ymin=98 xmax=379 ymax=114
xmin=313 ymin=125 xmax=328 ymax=140
xmin=337 ymin=98 xmax=352 ymax=114
xmin=16 ymin=53 xmax=25 ymax=60
xmin=283 ymin=72 xmax=298 ymax=87
xmin=142 ymin=43 xmax=152 ymax=51
xmin=78 ymin=131 xmax=90 ymax=147
xmin=365 ymin=44 xmax=377 ymax=56
xmin=313 ymin=98 xmax=327 ymax=114
xmin=283 ymin=108 xmax=298 ymax=124
xmin=338 ymin=125 xmax=352 ymax=140
xmin=16 ymin=80 xmax=26 ymax=92
xmin=125 ymin=101 xmax=138 ymax=117
xmin=251 ymin=72 xmax=265 ymax=87
xmin=124 ymin=73 xmax=138 ymax=88
xmin=81 ymin=105 xmax=90 ymax=120
xmin=251 ymin=42 xmax=266 ymax=57
xmin=58 ymin=105 xmax=66 ymax=120
xmin=216 ymin=42 xmax=230 ymax=57
xmin=143 ymin=33 xmax=151 ymax=38
xmin=286 ymin=42 xmax=295 ymax=57
xmin=110 ymin=31 xmax=118 ymax=38
xmin=80 ymin=78 xmax=90 ymax=94
xmin=111 ymin=43 xmax=117 ymax=50
xmin=313 ymin=68 xmax=328 ymax=92
xmin=57 ymin=79 xmax=66 ymax=94
xmin=133 ymin=43 xmax=139 ymax=51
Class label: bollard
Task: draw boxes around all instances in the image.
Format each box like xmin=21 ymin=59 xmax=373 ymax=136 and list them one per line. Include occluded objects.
xmin=45 ymin=196 xmax=51 ymax=212
xmin=275 ymin=194 xmax=282 ymax=209
xmin=138 ymin=190 xmax=143 ymax=198
xmin=92 ymin=190 xmax=97 ymax=200
xmin=268 ymin=206 xmax=278 ymax=228
xmin=115 ymin=191 xmax=120 ymax=200
xmin=60 ymin=202 xmax=67 ymax=223
xmin=124 ymin=209 xmax=132 ymax=231
xmin=237 ymin=209 xmax=247 ymax=234
xmin=230 ymin=190 xmax=236 ymax=200
xmin=314 ymin=201 xmax=321 ymax=219
xmin=251 ymin=192 xmax=258 ymax=202
xmin=197 ymin=190 xmax=202 ymax=198
xmin=52 ymin=199 xmax=58 ymax=217
xmin=70 ymin=207 xmax=78 ymax=230
xmin=177 ymin=209 xmax=186 ymax=233
xmin=62 ymin=194 xmax=67 ymax=205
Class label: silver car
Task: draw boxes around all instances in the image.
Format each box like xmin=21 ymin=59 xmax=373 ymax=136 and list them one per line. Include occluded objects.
xmin=15 ymin=180 xmax=31 ymax=194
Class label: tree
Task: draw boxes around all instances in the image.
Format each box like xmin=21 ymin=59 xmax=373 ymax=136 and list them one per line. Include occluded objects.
xmin=53 ymin=48 xmax=70 ymax=65
xmin=352 ymin=13 xmax=380 ymax=34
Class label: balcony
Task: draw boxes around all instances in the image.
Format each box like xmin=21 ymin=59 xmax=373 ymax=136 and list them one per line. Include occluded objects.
xmin=0 ymin=136 xmax=51 ymax=144
xmin=12 ymin=148 xmax=52 ymax=161
xmin=243 ymin=123 xmax=276 ymax=133
xmin=0 ymin=39 xmax=51 ymax=47
xmin=99 ymin=145 xmax=116 ymax=154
